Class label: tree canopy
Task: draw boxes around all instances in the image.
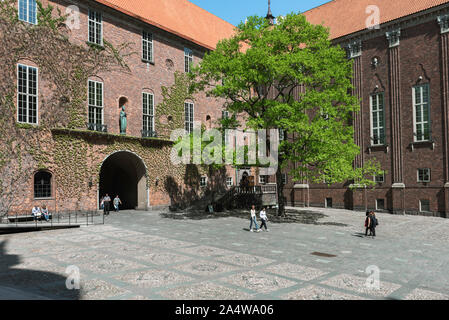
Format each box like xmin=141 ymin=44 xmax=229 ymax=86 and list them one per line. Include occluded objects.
xmin=191 ymin=13 xmax=382 ymax=214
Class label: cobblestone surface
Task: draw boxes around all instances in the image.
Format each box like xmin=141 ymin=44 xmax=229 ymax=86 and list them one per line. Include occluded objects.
xmin=1 ymin=206 xmax=449 ymax=300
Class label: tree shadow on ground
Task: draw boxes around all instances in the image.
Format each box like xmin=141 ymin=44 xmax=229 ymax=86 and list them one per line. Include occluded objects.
xmin=0 ymin=240 xmax=80 ymax=300
xmin=160 ymin=208 xmax=348 ymax=227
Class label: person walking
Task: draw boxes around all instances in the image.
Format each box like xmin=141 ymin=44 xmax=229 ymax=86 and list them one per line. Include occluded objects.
xmin=364 ymin=211 xmax=372 ymax=236
xmin=113 ymin=195 xmax=122 ymax=213
xmin=103 ymin=194 xmax=111 ymax=215
xmin=259 ymin=207 xmax=269 ymax=232
xmin=249 ymin=205 xmax=260 ymax=232
xmin=370 ymin=211 xmax=378 ymax=238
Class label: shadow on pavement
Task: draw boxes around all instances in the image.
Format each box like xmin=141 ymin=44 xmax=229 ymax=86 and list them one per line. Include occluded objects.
xmin=161 ymin=209 xmax=348 ymax=227
xmin=0 ymin=240 xmax=80 ymax=300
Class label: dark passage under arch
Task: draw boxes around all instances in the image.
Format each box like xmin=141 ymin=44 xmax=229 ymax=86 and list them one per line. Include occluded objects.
xmin=99 ymin=151 xmax=147 ymax=210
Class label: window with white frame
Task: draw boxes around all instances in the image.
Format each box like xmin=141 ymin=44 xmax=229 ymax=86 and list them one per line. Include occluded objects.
xmin=142 ymin=31 xmax=153 ymax=62
xmin=88 ymin=10 xmax=102 ymax=45
xmin=374 ymin=173 xmax=384 ymax=183
xmin=259 ymin=175 xmax=268 ymax=184
xmin=185 ymin=102 xmax=194 ymax=133
xmin=200 ymin=176 xmax=207 ymax=187
xmin=417 ymin=168 xmax=431 ymax=182
xmin=19 ymin=0 xmax=37 ymax=24
xmin=184 ymin=48 xmax=193 ymax=73
xmin=370 ymin=92 xmax=385 ymax=145
xmin=282 ymin=173 xmax=287 ymax=185
xmin=17 ymin=64 xmax=38 ymax=124
xmin=226 ymin=176 xmax=233 ymax=187
xmin=420 ymin=199 xmax=430 ymax=212
xmin=413 ymin=84 xmax=430 ymax=142
xmin=143 ymin=92 xmax=154 ymax=134
xmin=88 ymin=80 xmax=103 ymax=125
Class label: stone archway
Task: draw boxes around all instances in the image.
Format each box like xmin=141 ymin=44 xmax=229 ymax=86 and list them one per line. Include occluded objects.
xmin=99 ymin=151 xmax=147 ymax=210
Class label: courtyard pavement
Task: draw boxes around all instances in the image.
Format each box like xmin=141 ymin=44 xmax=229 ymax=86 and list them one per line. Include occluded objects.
xmin=0 ymin=206 xmax=449 ymax=300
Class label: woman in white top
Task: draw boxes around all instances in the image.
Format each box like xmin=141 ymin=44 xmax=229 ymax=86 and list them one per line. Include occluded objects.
xmin=249 ymin=205 xmax=260 ymax=232
xmin=259 ymin=207 xmax=269 ymax=231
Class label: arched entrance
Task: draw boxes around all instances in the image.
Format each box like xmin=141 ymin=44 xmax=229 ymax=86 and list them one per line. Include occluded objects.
xmin=99 ymin=151 xmax=148 ymax=210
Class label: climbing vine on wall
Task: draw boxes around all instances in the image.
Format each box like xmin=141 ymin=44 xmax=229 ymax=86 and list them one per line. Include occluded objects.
xmin=0 ymin=0 xmax=132 ymax=214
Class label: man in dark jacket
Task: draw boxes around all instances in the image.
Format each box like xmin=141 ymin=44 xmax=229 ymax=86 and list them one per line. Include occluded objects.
xmin=365 ymin=211 xmax=371 ymax=236
xmin=369 ymin=212 xmax=378 ymax=238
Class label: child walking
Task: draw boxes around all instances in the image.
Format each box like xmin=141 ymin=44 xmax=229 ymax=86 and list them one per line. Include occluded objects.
xmin=259 ymin=207 xmax=269 ymax=232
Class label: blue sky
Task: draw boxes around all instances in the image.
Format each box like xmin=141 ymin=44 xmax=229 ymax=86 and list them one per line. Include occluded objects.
xmin=189 ymin=0 xmax=330 ymax=26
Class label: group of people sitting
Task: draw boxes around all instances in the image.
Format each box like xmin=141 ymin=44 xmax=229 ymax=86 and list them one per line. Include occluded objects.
xmin=31 ymin=205 xmax=51 ymax=221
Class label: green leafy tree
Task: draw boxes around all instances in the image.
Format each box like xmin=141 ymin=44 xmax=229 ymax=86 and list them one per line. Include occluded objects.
xmin=191 ymin=13 xmax=382 ymax=216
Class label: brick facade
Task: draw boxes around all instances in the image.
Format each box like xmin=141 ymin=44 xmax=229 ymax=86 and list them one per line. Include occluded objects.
xmin=283 ymin=7 xmax=449 ymax=218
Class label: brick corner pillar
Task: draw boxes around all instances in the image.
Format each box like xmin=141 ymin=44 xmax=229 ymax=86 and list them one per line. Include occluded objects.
xmin=391 ymin=183 xmax=406 ymax=215
xmin=387 ymin=29 xmax=405 ymax=215
xmin=293 ymin=182 xmax=309 ymax=207
xmin=350 ymin=184 xmax=367 ymax=212
xmin=438 ymin=15 xmax=449 ymax=218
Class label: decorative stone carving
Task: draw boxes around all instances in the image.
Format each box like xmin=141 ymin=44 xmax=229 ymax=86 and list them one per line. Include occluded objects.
xmin=347 ymin=40 xmax=362 ymax=58
xmin=437 ymin=14 xmax=449 ymax=34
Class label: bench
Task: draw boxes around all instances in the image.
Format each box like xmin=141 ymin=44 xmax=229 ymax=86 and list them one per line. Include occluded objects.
xmin=8 ymin=213 xmax=53 ymax=223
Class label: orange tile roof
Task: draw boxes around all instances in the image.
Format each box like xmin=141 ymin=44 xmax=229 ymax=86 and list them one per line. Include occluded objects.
xmin=303 ymin=0 xmax=449 ymax=40
xmin=94 ymin=0 xmax=236 ymax=50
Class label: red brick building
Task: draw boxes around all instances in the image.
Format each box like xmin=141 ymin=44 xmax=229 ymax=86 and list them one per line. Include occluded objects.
xmin=2 ymin=0 xmax=240 ymax=213
xmin=283 ymin=0 xmax=449 ymax=217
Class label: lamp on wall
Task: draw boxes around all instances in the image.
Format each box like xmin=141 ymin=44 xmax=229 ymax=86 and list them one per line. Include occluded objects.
xmin=371 ymin=57 xmax=379 ymax=68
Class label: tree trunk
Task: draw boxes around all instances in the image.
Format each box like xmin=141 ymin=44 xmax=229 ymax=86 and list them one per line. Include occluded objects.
xmin=276 ymin=166 xmax=285 ymax=217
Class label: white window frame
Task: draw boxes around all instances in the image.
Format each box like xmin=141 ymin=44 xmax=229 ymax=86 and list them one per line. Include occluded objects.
xmin=259 ymin=175 xmax=268 ymax=184
xmin=370 ymin=92 xmax=385 ymax=146
xmin=376 ymin=199 xmax=385 ymax=210
xmin=374 ymin=173 xmax=384 ymax=183
xmin=226 ymin=176 xmax=233 ymax=187
xmin=17 ymin=64 xmax=38 ymax=125
xmin=200 ymin=176 xmax=207 ymax=187
xmin=184 ymin=48 xmax=193 ymax=73
xmin=413 ymin=84 xmax=431 ymax=142
xmin=88 ymin=9 xmax=103 ymax=46
xmin=185 ymin=102 xmax=194 ymax=133
xmin=417 ymin=168 xmax=431 ymax=183
xmin=142 ymin=30 xmax=153 ymax=63
xmin=281 ymin=173 xmax=287 ymax=185
xmin=419 ymin=199 xmax=430 ymax=212
xmin=88 ymin=80 xmax=104 ymax=125
xmin=142 ymin=92 xmax=155 ymax=134
xmin=18 ymin=0 xmax=37 ymax=25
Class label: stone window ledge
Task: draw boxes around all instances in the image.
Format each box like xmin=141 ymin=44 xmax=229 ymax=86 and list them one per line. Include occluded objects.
xmin=367 ymin=144 xmax=389 ymax=154
xmin=409 ymin=140 xmax=435 ymax=151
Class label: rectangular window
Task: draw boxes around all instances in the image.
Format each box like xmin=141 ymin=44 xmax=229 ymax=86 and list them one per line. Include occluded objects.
xmin=279 ymin=129 xmax=286 ymax=141
xmin=370 ymin=93 xmax=385 ymax=145
xmin=413 ymin=84 xmax=430 ymax=142
xmin=282 ymin=173 xmax=287 ymax=185
xmin=376 ymin=199 xmax=385 ymax=210
xmin=142 ymin=31 xmax=153 ymax=62
xmin=226 ymin=177 xmax=233 ymax=187
xmin=19 ymin=0 xmax=37 ymax=24
xmin=374 ymin=173 xmax=384 ymax=183
xmin=88 ymin=10 xmax=102 ymax=45
xmin=420 ymin=200 xmax=430 ymax=212
xmin=200 ymin=176 xmax=207 ymax=187
xmin=259 ymin=175 xmax=268 ymax=184
xmin=143 ymin=92 xmax=154 ymax=136
xmin=417 ymin=168 xmax=431 ymax=182
xmin=88 ymin=80 xmax=103 ymax=126
xmin=17 ymin=64 xmax=38 ymax=124
xmin=185 ymin=102 xmax=194 ymax=133
xmin=184 ymin=48 xmax=193 ymax=73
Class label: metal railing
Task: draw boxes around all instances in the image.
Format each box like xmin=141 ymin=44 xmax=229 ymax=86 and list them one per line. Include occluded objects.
xmin=87 ymin=123 xmax=108 ymax=133
xmin=1 ymin=210 xmax=105 ymax=227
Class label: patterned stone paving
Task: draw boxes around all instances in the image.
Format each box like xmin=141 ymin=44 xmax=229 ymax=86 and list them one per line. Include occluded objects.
xmin=1 ymin=206 xmax=449 ymax=300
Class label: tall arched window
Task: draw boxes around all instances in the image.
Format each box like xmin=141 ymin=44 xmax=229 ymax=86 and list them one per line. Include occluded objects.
xmin=34 ymin=171 xmax=52 ymax=199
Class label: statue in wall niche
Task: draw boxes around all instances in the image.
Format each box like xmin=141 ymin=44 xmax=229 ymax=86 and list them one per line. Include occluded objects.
xmin=120 ymin=105 xmax=127 ymax=135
